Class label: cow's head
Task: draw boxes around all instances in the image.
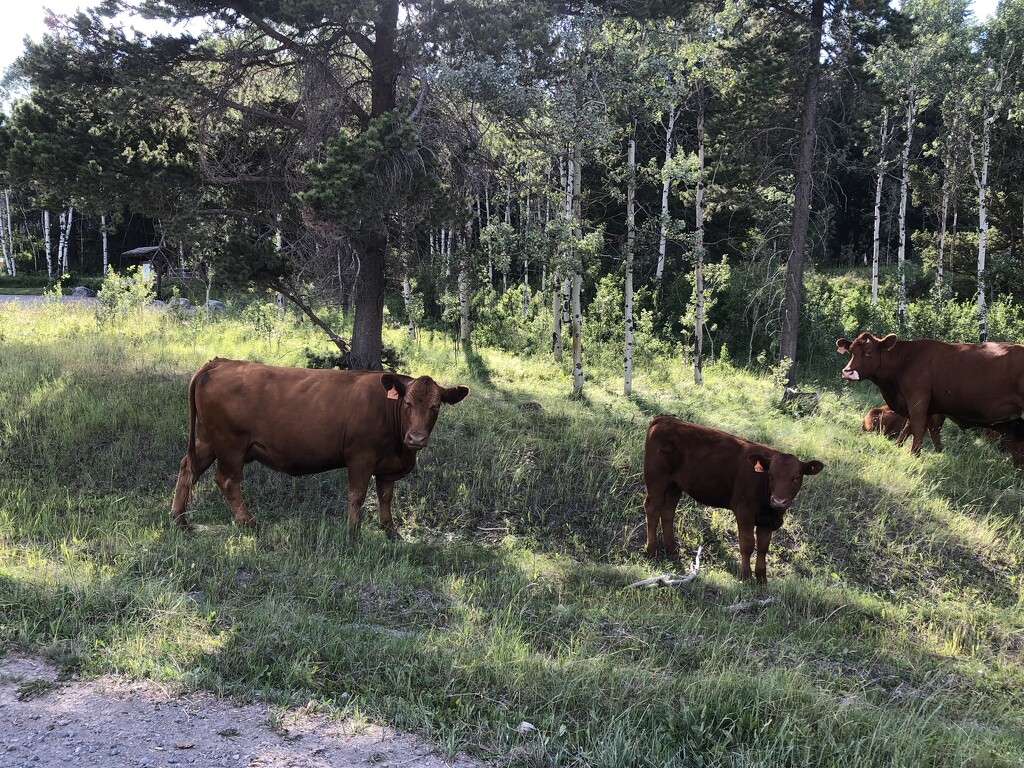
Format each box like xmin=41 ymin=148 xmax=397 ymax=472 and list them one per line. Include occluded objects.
xmin=381 ymin=374 xmax=470 ymax=450
xmin=748 ymin=452 xmax=823 ymax=527
xmin=836 ymin=332 xmax=897 ymax=382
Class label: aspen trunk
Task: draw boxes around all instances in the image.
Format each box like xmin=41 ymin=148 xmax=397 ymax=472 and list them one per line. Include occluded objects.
xmin=460 ymin=219 xmax=472 ymax=349
xmin=897 ymin=91 xmax=916 ymax=328
xmin=693 ymin=106 xmax=706 ymax=386
xmin=101 ymin=213 xmax=109 ymax=275
xmin=656 ymin=107 xmax=677 ymax=283
xmin=0 ymin=190 xmax=13 ymax=277
xmin=624 ymin=121 xmax=636 ymax=396
xmin=871 ymin=107 xmax=889 ymax=306
xmin=976 ymin=98 xmax=992 ymax=343
xmin=43 ymin=211 xmax=52 ymax=280
xmin=552 ymin=275 xmax=563 ymax=361
xmin=571 ymin=145 xmax=583 ymax=394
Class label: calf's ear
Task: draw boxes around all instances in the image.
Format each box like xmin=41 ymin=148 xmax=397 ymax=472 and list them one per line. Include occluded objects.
xmin=442 ymin=385 xmax=470 ymax=405
xmin=380 ymin=374 xmax=407 ymax=398
xmin=836 ymin=338 xmax=852 ymax=354
xmin=748 ymin=453 xmax=771 ymax=473
xmin=802 ymin=460 xmax=824 ymax=476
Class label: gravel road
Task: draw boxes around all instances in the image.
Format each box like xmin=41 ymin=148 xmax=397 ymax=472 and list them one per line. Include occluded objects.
xmin=0 ymin=655 xmax=481 ymax=768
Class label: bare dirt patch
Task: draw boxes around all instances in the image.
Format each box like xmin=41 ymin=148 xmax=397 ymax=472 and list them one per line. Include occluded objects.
xmin=0 ymin=655 xmax=482 ymax=767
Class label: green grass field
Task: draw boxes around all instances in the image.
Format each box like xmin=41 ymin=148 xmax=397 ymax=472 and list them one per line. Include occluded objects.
xmin=1 ymin=297 xmax=1022 ymax=767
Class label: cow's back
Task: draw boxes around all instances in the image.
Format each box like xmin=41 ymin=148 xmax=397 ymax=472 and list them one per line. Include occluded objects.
xmin=193 ymin=360 xmax=398 ymax=475
xmin=894 ymin=341 xmax=1024 ymax=423
xmin=644 ymin=416 xmax=757 ymax=509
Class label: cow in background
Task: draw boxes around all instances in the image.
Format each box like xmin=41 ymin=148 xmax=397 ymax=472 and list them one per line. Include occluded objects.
xmin=837 ymin=333 xmax=1024 ymax=454
xmin=643 ymin=415 xmax=823 ymax=584
xmin=862 ymin=405 xmax=945 ymax=452
xmin=171 ymin=358 xmax=469 ymax=538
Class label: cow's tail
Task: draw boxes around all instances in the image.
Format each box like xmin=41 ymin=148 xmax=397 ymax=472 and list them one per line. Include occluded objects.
xmin=181 ymin=367 xmax=202 ymax=509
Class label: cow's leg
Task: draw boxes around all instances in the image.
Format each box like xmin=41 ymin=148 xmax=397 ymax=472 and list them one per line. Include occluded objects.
xmin=895 ymin=420 xmax=911 ymax=447
xmin=643 ymin=483 xmax=681 ymax=559
xmin=929 ymin=422 xmax=944 ymax=453
xmin=753 ymin=525 xmax=773 ymax=585
xmin=170 ymin=441 xmax=215 ymax=530
xmin=737 ymin=521 xmax=756 ymax=582
xmin=906 ymin=401 xmax=930 ymax=454
xmin=346 ymin=464 xmax=372 ymax=542
xmin=214 ymin=459 xmax=257 ymax=529
xmin=375 ymin=478 xmax=400 ymax=539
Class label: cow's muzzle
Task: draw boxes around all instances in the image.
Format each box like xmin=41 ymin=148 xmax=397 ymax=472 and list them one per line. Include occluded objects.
xmin=841 ymin=368 xmax=860 ymax=381
xmin=404 ymin=434 xmax=429 ymax=449
xmin=770 ymin=497 xmax=791 ymax=510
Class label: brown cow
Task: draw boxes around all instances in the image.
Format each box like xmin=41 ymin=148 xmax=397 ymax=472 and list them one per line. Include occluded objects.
xmin=862 ymin=405 xmax=944 ymax=452
xmin=642 ymin=415 xmax=823 ymax=583
xmin=170 ymin=358 xmax=469 ymax=537
xmin=838 ymin=333 xmax=1024 ymax=454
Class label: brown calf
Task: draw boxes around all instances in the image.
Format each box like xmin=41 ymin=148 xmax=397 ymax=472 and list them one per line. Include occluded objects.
xmin=862 ymin=405 xmax=944 ymax=452
xmin=642 ymin=415 xmax=823 ymax=583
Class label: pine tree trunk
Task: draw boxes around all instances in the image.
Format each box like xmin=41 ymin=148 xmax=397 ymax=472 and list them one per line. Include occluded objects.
xmin=350 ymin=0 xmax=398 ymax=370
xmin=897 ymin=90 xmax=916 ymax=329
xmin=778 ymin=0 xmax=825 ymax=386
xmin=624 ymin=120 xmax=636 ymax=396
xmin=871 ymin=107 xmax=889 ymax=306
xmin=693 ymin=104 xmax=706 ymax=386
xmin=656 ymin=107 xmax=676 ymax=283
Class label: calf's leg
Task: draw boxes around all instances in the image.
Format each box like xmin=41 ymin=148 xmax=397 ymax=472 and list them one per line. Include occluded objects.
xmin=737 ymin=521 xmax=756 ymax=582
xmin=375 ymin=478 xmax=400 ymax=539
xmin=753 ymin=525 xmax=773 ymax=584
xmin=642 ymin=483 xmax=682 ymax=559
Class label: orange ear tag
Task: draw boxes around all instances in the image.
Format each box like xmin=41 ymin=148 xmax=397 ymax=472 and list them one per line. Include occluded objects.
xmin=387 ymin=387 xmax=399 ymax=400
xmin=754 ymin=461 xmax=764 ymax=473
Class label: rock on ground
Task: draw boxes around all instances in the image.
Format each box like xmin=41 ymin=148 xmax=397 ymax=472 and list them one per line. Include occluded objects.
xmin=0 ymin=655 xmax=481 ymax=768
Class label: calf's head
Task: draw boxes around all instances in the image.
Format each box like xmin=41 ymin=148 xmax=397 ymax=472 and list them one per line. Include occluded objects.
xmin=381 ymin=374 xmax=470 ymax=450
xmin=748 ymin=452 xmax=824 ymax=528
xmin=836 ymin=332 xmax=897 ymax=382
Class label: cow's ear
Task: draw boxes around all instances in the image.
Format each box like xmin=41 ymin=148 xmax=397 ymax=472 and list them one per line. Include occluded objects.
xmin=748 ymin=453 xmax=771 ymax=473
xmin=380 ymin=374 xmax=407 ymax=398
xmin=802 ymin=460 xmax=824 ymax=476
xmin=836 ymin=338 xmax=852 ymax=354
xmin=441 ymin=385 xmax=470 ymax=405
xmin=879 ymin=334 xmax=898 ymax=351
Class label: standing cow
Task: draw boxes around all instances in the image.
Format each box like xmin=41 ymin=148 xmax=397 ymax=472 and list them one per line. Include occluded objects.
xmin=862 ymin=405 xmax=944 ymax=452
xmin=171 ymin=358 xmax=469 ymax=537
xmin=643 ymin=415 xmax=823 ymax=584
xmin=837 ymin=333 xmax=1024 ymax=454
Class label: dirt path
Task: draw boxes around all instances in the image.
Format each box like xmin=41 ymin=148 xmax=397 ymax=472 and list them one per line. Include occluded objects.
xmin=0 ymin=655 xmax=482 ymax=768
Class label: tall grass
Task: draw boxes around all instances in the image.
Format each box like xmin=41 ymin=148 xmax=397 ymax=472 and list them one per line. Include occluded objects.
xmin=1 ymin=298 xmax=1022 ymax=767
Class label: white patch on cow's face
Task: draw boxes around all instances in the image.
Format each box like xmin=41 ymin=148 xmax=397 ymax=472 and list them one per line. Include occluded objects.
xmin=842 ymin=369 xmax=860 ymax=381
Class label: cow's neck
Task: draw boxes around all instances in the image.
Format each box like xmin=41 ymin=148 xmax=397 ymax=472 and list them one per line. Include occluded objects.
xmin=385 ymin=395 xmax=405 ymax=456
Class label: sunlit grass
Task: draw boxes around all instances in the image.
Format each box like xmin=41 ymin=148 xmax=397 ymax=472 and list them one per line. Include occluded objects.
xmin=1 ymin=299 xmax=1022 ymax=766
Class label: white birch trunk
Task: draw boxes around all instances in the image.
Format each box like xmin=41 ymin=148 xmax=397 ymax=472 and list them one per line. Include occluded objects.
xmin=693 ymin=107 xmax=707 ymax=386
xmin=897 ymin=93 xmax=916 ymax=327
xmin=503 ymin=185 xmax=511 ymax=292
xmin=101 ymin=213 xmax=109 ymax=275
xmin=624 ymin=121 xmax=636 ymax=396
xmin=975 ymin=99 xmax=992 ymax=343
xmin=552 ymin=276 xmax=562 ymax=361
xmin=43 ymin=211 xmax=52 ymax=280
xmin=571 ymin=146 xmax=583 ymax=394
xmin=871 ymin=107 xmax=890 ymax=306
xmin=459 ymin=224 xmax=471 ymax=349
xmin=0 ymin=190 xmax=13 ymax=277
xmin=656 ymin=107 xmax=677 ymax=282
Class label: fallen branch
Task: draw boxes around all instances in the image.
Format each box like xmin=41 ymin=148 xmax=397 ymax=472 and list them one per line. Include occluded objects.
xmin=628 ymin=546 xmax=702 ymax=589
